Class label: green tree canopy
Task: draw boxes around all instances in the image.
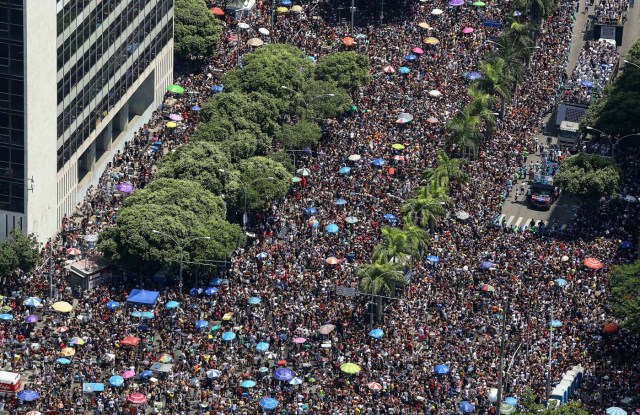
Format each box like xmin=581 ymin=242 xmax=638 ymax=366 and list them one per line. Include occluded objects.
xmin=98 ymin=204 xmax=244 ymax=274
xmin=266 ymin=151 xmax=295 ymax=173
xmin=315 ymin=51 xmax=371 ymax=90
xmin=125 ymin=178 xmax=226 ymax=219
xmin=609 ymin=261 xmax=640 ymax=335
xmin=225 ymin=156 xmax=292 ymax=211
xmin=174 ymin=0 xmax=222 ymax=58
xmin=554 ymin=153 xmax=622 ymax=200
xmin=224 ymin=44 xmax=314 ymax=103
xmin=156 ymin=141 xmax=230 ymax=194
xmin=301 ymin=80 xmax=352 ymax=120
xmin=276 ymin=119 xmax=322 ymax=150
xmin=0 ymin=229 xmax=39 ymax=277
xmin=219 ymin=130 xmax=265 ymax=162
xmin=200 ymin=91 xmax=281 ymax=136
xmin=192 ymin=118 xmax=235 ymax=143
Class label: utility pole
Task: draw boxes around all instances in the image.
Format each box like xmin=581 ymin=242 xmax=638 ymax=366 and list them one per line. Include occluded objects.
xmin=49 ymin=240 xmax=54 ymax=299
xmin=495 ymin=300 xmax=509 ymax=414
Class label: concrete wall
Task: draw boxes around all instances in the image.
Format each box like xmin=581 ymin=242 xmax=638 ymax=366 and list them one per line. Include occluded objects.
xmin=24 ymin=0 xmax=58 ymax=241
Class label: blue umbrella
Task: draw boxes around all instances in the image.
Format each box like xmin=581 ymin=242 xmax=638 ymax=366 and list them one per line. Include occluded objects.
xmin=480 ymin=261 xmax=495 ymax=269
xmin=335 ymin=199 xmax=347 ymax=206
xmin=106 ymin=301 xmax=120 ymax=310
xmin=249 ymin=297 xmax=262 ymax=305
xmin=372 ymin=158 xmax=385 ymax=167
xmin=273 ymin=368 xmax=295 ymax=381
xmin=191 ymin=105 xmax=201 ymax=111
xmin=256 ymin=252 xmax=268 ymax=260
xmin=305 ymin=207 xmax=318 ymax=215
xmin=505 ymin=397 xmax=518 ymax=406
xmin=369 ymin=328 xmax=384 ymax=339
xmin=189 ymin=288 xmax=204 ymax=296
xmin=399 ymin=66 xmax=411 ymax=74
xmin=281 ymin=0 xmax=292 ymax=5
xmin=222 ymin=331 xmax=236 ymax=341
xmin=109 ymin=375 xmax=124 ymax=387
xmin=581 ymin=80 xmax=593 ymax=88
xmin=140 ymin=370 xmax=153 ymax=379
xmin=206 ymin=369 xmax=222 ymax=378
xmin=210 ymin=278 xmax=228 ymax=286
xmin=460 ymin=401 xmax=475 ymax=413
xmin=434 ymin=364 xmax=450 ymax=375
xmin=205 ymin=287 xmax=218 ymax=296
xmin=24 ymin=297 xmax=42 ymax=307
xmin=256 ymin=342 xmax=270 ymax=352
xmin=56 ymin=358 xmax=71 ymax=365
xmin=549 ymin=320 xmax=563 ymax=328
xmin=405 ymin=54 xmax=417 ymax=62
xmin=240 ymin=380 xmax=257 ymax=388
xmin=606 ymin=407 xmax=628 ymax=415
xmin=620 ymin=241 xmax=633 ymax=249
xmin=383 ymin=214 xmax=397 ymax=222
xmin=466 ymin=71 xmax=482 ymax=80
xmin=339 ymin=166 xmax=351 ymax=174
xmin=17 ymin=390 xmax=39 ymax=401
xmin=289 ymin=377 xmax=303 ymax=385
xmin=0 ymin=314 xmax=13 ymax=321
xmin=211 ymin=85 xmax=224 ymax=93
xmin=259 ymin=398 xmax=279 ymax=410
xmin=555 ymin=278 xmax=568 ymax=287
xmin=130 ymin=311 xmax=142 ymax=318
xmin=83 ymin=383 xmax=105 ymax=393
xmin=196 ymin=320 xmax=209 ymax=329
xmin=165 ymin=301 xmax=180 ymax=309
xmin=426 ymin=255 xmax=439 ymax=263
xmin=325 ymin=224 xmax=339 ymax=233
xmin=140 ymin=311 xmax=154 ymax=319
xmin=513 ymin=10 xmax=522 ymax=16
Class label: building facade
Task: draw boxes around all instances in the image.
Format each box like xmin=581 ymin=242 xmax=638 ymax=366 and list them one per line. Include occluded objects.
xmin=0 ymin=0 xmax=174 ymax=241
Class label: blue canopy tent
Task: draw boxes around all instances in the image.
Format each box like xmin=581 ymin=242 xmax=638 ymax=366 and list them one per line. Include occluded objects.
xmin=126 ymin=289 xmax=160 ymax=305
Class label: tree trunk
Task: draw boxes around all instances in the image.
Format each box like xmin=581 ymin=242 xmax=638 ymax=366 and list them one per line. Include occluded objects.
xmin=375 ymin=296 xmax=384 ymax=322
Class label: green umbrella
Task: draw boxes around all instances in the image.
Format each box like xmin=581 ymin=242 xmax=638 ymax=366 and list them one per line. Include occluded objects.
xmin=340 ymin=363 xmax=362 ymax=374
xmin=167 ymin=84 xmax=184 ymax=94
xmin=473 ymin=1 xmax=486 ymax=5
xmin=291 ymin=177 xmax=302 ymax=183
xmin=348 ymin=105 xmax=358 ymax=112
xmin=210 ymin=324 xmax=221 ymax=332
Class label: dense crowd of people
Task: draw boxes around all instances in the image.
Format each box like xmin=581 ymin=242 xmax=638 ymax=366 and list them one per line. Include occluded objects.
xmin=0 ymin=0 xmax=638 ymax=414
xmin=565 ymin=40 xmax=618 ymax=104
xmin=594 ymin=0 xmax=629 ymax=24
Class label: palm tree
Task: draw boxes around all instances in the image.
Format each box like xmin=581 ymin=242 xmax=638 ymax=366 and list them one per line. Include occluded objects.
xmin=415 ymin=181 xmax=453 ymax=207
xmin=466 ymin=87 xmax=498 ymax=134
xmin=401 ymin=194 xmax=446 ymax=231
xmin=357 ymin=262 xmax=406 ymax=322
xmin=402 ymin=217 xmax=430 ymax=256
xmin=477 ymin=58 xmax=514 ymax=118
xmin=423 ymin=150 xmax=469 ymax=188
xmin=445 ymin=111 xmax=483 ymax=158
xmin=372 ymin=226 xmax=419 ymax=264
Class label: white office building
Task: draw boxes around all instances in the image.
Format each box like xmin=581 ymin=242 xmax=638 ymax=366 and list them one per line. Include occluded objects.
xmin=0 ymin=0 xmax=174 ymax=241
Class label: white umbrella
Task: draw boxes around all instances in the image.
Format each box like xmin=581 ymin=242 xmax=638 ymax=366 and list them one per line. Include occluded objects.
xmin=623 ymin=195 xmax=637 ymax=203
xmin=258 ymin=27 xmax=270 ymax=35
xmin=561 ymin=255 xmax=569 ymax=262
xmin=296 ymin=168 xmax=311 ymax=177
xmin=345 ymin=216 xmax=359 ymax=224
xmin=348 ymin=154 xmax=361 ymax=161
xmin=238 ymin=22 xmax=250 ymax=29
xmin=455 ymin=211 xmax=470 ymax=220
xmin=431 ymin=8 xmax=444 ymax=14
xmin=429 ymin=90 xmax=442 ymax=97
xmin=247 ymin=38 xmax=264 ymax=47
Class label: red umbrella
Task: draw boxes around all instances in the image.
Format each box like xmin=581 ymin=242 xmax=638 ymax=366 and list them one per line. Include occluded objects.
xmin=277 ymin=359 xmax=286 ymax=367
xmin=583 ymin=257 xmax=603 ymax=270
xmin=66 ymin=248 xmax=81 ymax=256
xmin=209 ymin=7 xmax=224 ymax=16
xmin=325 ymin=257 xmax=339 ymax=265
xmin=368 ymin=382 xmax=382 ymax=391
xmin=382 ymin=65 xmax=395 ymax=73
xmin=342 ymin=37 xmax=356 ymax=46
xmin=127 ymin=392 xmax=147 ymax=404
xmin=120 ymin=336 xmax=141 ymax=346
xmin=603 ymin=323 xmax=618 ymax=333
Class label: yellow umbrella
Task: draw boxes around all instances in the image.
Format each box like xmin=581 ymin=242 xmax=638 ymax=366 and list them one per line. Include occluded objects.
xmin=52 ymin=301 xmax=73 ymax=313
xmin=247 ymin=38 xmax=264 ymax=47
xmin=424 ymin=37 xmax=440 ymax=45
xmin=61 ymin=347 xmax=76 ymax=357
xmin=291 ymin=5 xmax=303 ymax=12
xmin=276 ymin=6 xmax=288 ymax=13
xmin=166 ymin=121 xmax=178 ymax=128
xmin=340 ymin=362 xmax=361 ymax=374
xmin=418 ymin=22 xmax=431 ymax=29
xmin=392 ymin=143 xmax=405 ymax=150
xmin=1 ymin=306 xmax=11 ymax=312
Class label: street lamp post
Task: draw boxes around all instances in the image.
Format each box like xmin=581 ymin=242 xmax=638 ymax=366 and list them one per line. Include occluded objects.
xmin=281 ymin=86 xmax=335 ymax=118
xmin=152 ymin=230 xmax=211 ymax=296
xmin=623 ymin=59 xmax=640 ymax=70
xmin=587 ymin=126 xmax=640 ymax=159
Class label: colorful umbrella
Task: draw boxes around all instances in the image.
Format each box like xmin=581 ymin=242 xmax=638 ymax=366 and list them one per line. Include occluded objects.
xmin=168 ymin=113 xmax=183 ymax=121
xmin=606 ymin=408 xmax=627 ymax=415
xmin=603 ymin=323 xmax=618 ymax=333
xmin=399 ymin=66 xmax=411 ymax=75
xmin=116 ymin=182 xmax=134 ymax=193
xmin=259 ymin=398 xmax=279 ymax=410
xmin=396 ymin=113 xmax=414 ymax=124
xmin=372 ymin=159 xmax=386 ymax=167
xmin=66 ymin=248 xmax=81 ymax=256
xmin=412 ymin=47 xmax=424 ymax=54
xmin=369 ymin=328 xmax=384 ymax=339
xmin=549 ymin=320 xmax=563 ymax=328
xmin=191 ymin=105 xmax=201 ymax=111
xmin=583 ymin=257 xmax=603 ymax=269
xmin=60 ymin=347 xmax=75 ymax=357
xmin=473 ymin=1 xmax=486 ymax=6
xmin=222 ymin=331 xmax=236 ymax=341
xmin=418 ymin=22 xmax=431 ymax=29
xmin=335 ymin=199 xmax=347 ymax=206
xmin=206 ymin=369 xmax=221 ymax=378
xmin=424 ymin=37 xmax=440 ymax=45
xmin=405 ymin=54 xmax=417 ymax=62
xmin=460 ymin=401 xmax=475 ymax=413
xmin=165 ymin=301 xmax=179 ymax=309
xmin=23 ymin=297 xmax=42 ymax=307
xmin=481 ymin=284 xmax=495 ymax=292
xmin=345 ymin=216 xmax=359 ymax=224
xmin=120 ymin=336 xmax=141 ymax=346
xmin=276 ymin=6 xmax=289 ymax=13
xmin=480 ymin=261 xmax=495 ymax=269
xmin=434 ymin=364 xmax=450 ymax=375
xmin=248 ymin=297 xmax=262 ymax=305
xmin=305 ymin=207 xmax=318 ymax=215
xmin=504 ymin=397 xmax=518 ymax=406
xmin=106 ymin=301 xmax=120 ymax=310
xmin=158 ymin=353 xmax=173 ymax=363
xmin=462 ymin=27 xmax=474 ymax=33
xmin=555 ymin=278 xmax=568 ymax=287
xmin=209 ymin=7 xmax=224 ymax=16
xmin=319 ymin=324 xmax=336 ymax=334
xmin=325 ymin=257 xmax=339 ymax=265
xmin=109 ymin=375 xmax=124 ymax=387
xmin=368 ymin=382 xmax=382 ymax=391
xmin=140 ymin=370 xmax=153 ymax=379
xmin=196 ymin=320 xmax=209 ymax=329
xmin=17 ymin=390 xmax=39 ymax=401
xmin=70 ymin=337 xmax=85 ymax=346
xmin=56 ymin=358 xmax=71 ymax=365
xmin=167 ymin=84 xmax=184 ymax=94
xmin=291 ymin=176 xmax=302 ymax=183
xmin=342 ymin=37 xmax=356 ymax=46
xmin=205 ymin=287 xmax=218 ymax=296
xmin=293 ymin=337 xmax=307 ymax=344
xmin=166 ymin=121 xmax=178 ymax=128
xmin=383 ymin=214 xmax=397 ymax=222
xmin=122 ymin=370 xmax=135 ymax=379
xmin=274 ymin=368 xmax=295 ymax=381
xmin=325 ymin=224 xmax=339 ymax=233
xmin=289 ymin=377 xmax=303 ymax=386
xmin=240 ymin=380 xmax=257 ymax=388
xmin=127 ymin=393 xmax=147 ymax=405
xmin=449 ymin=0 xmax=465 ymax=5
xmin=340 ymin=363 xmax=362 ymax=374
xmin=466 ymin=71 xmax=482 ymax=80
xmin=0 ymin=314 xmax=12 ymax=321
xmin=52 ymin=301 xmax=73 ymax=313
xmin=256 ymin=342 xmax=270 ymax=352
xmin=24 ymin=315 xmax=38 ymax=323
xmin=339 ymin=166 xmax=351 ymax=174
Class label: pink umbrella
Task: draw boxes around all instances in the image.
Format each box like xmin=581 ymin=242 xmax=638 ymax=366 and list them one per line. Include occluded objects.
xmin=412 ymin=47 xmax=424 ymax=55
xmin=462 ymin=27 xmax=474 ymax=34
xmin=368 ymin=382 xmax=382 ymax=391
xmin=169 ymin=114 xmax=183 ymax=121
xmin=122 ymin=370 xmax=135 ymax=379
xmin=293 ymin=337 xmax=307 ymax=344
xmin=150 ymin=136 xmax=159 ymax=142
xmin=382 ymin=65 xmax=395 ymax=73
xmin=127 ymin=393 xmax=147 ymax=404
